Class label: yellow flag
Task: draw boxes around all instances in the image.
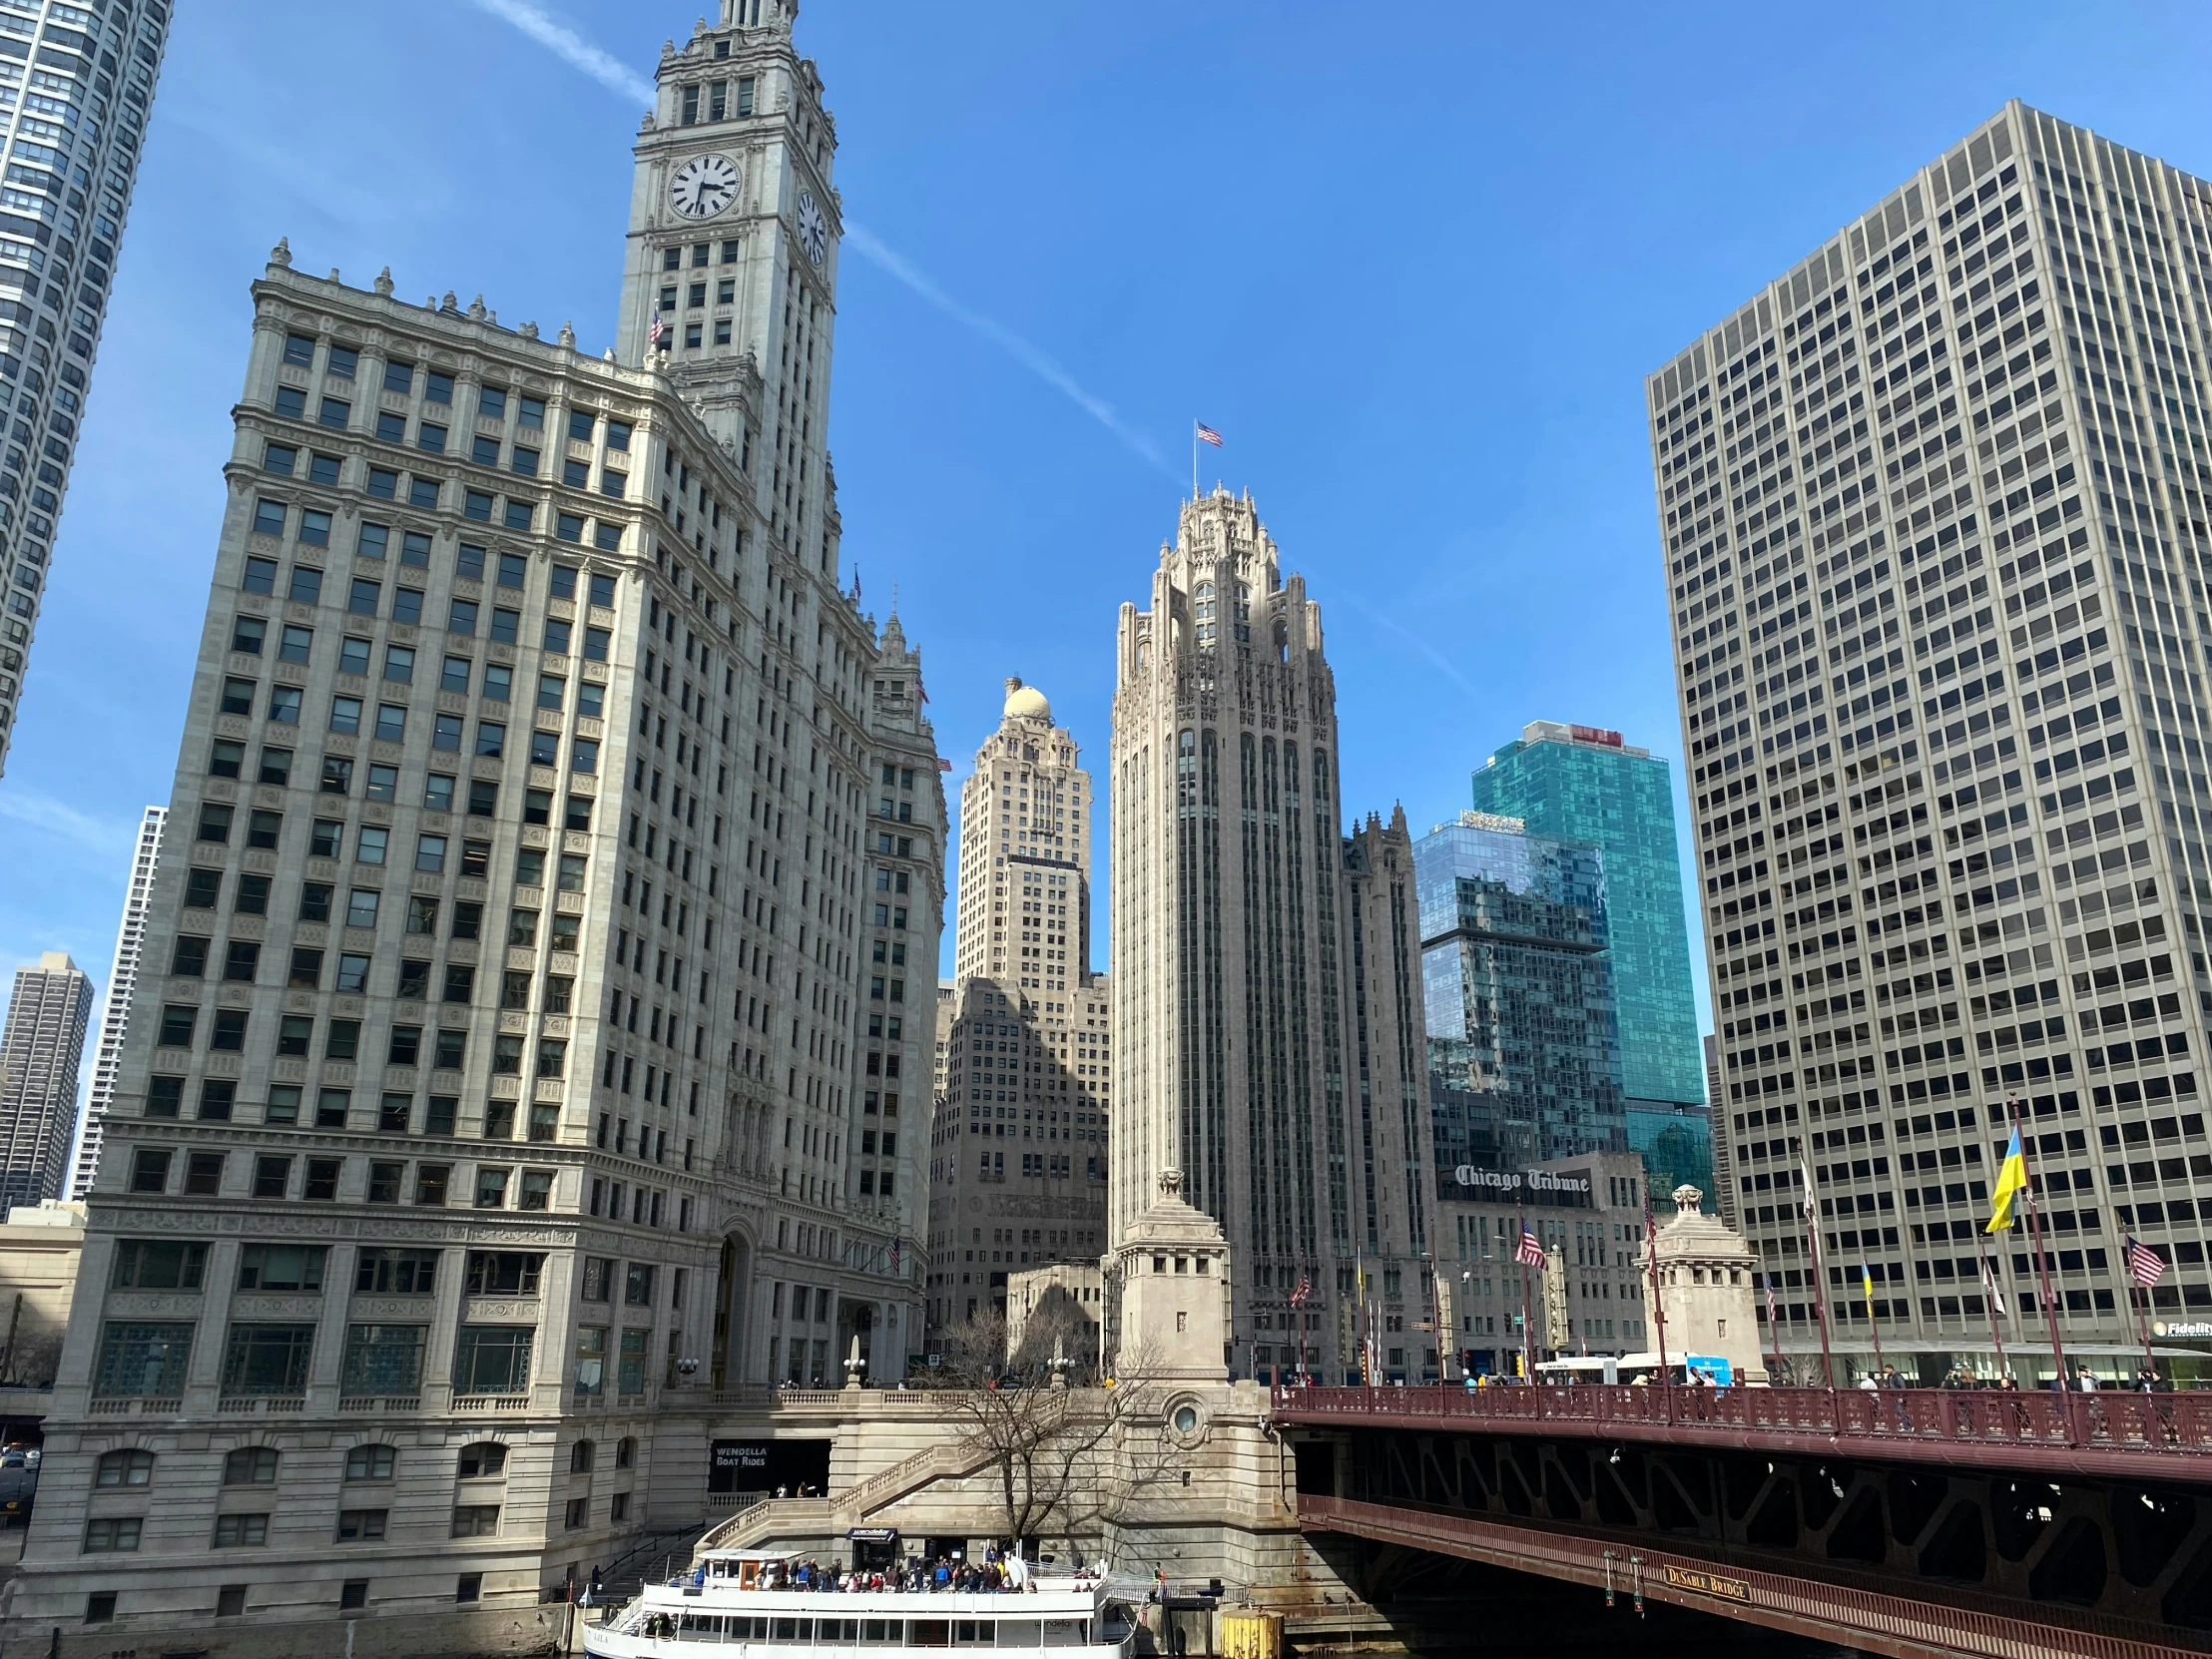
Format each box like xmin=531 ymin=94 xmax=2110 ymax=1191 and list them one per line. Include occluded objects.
xmin=1985 ymin=1129 xmax=2027 ymax=1235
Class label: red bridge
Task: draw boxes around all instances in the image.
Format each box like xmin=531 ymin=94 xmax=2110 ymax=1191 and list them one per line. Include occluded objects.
xmin=1271 ymin=1384 xmax=2212 ymax=1659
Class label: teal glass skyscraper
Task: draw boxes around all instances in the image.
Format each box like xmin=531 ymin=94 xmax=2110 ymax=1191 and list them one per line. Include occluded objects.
xmin=1470 ymin=722 xmax=1712 ymax=1199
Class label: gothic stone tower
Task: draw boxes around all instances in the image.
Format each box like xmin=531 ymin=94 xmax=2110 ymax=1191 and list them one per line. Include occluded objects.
xmin=1110 ymin=489 xmax=1432 ymax=1380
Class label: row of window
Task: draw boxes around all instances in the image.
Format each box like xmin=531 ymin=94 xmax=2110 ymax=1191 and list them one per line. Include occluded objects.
xmin=239 ymin=551 xmax=616 ymax=660
xmin=125 ymin=1148 xmax=552 ymax=1211
xmin=191 ymin=794 xmax=594 ymax=855
xmin=280 ymin=331 xmax=638 ymax=449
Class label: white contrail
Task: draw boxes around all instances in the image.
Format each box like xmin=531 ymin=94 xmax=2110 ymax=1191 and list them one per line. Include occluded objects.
xmin=1342 ymin=596 xmax=1481 ymax=699
xmin=469 ymin=1 xmax=1174 ymax=479
xmin=844 ymin=223 xmax=1176 ymax=480
xmin=468 ymin=0 xmax=656 ymax=105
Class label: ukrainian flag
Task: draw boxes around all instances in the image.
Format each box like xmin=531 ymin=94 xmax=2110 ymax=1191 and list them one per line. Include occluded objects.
xmin=1985 ymin=1129 xmax=2027 ymax=1235
xmin=1861 ymin=1265 xmax=1876 ymax=1302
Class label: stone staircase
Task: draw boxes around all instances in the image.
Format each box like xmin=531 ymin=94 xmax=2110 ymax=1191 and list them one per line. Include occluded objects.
xmin=696 ymin=1394 xmax=1075 ymax=1557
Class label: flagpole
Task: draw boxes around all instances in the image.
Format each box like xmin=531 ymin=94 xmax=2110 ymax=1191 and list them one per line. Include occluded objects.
xmin=1799 ymin=1157 xmax=1838 ymax=1389
xmin=1643 ymin=1185 xmax=1673 ymax=1421
xmin=1972 ymin=1229 xmax=2009 ymax=1382
xmin=2124 ymin=1239 xmax=2160 ymax=1384
xmin=1763 ymin=1269 xmax=1786 ymax=1386
xmin=1191 ymin=420 xmax=1198 ymax=501
xmin=2004 ymin=1092 xmax=2072 ymax=1390
xmin=1863 ymin=1267 xmax=1886 ymax=1379
xmin=1516 ymin=1201 xmax=1535 ymax=1383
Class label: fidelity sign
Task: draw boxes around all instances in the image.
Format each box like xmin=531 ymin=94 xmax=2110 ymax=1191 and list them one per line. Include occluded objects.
xmin=1452 ymin=1168 xmax=1591 ymax=1195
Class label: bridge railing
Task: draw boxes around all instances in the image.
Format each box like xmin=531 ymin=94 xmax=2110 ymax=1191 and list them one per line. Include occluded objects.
xmin=1270 ymin=1382 xmax=2212 ymax=1456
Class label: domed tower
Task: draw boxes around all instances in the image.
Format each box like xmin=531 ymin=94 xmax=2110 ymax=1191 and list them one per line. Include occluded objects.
xmin=952 ymin=677 xmax=1096 ymax=990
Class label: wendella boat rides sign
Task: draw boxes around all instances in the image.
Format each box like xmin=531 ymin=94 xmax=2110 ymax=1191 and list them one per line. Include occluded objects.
xmin=1452 ymin=1167 xmax=1593 ymax=1202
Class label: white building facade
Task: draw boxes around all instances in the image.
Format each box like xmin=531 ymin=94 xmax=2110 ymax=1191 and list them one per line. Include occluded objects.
xmin=6 ymin=2 xmax=945 ymax=1648
xmin=0 ymin=0 xmax=173 ymax=774
xmin=67 ymin=803 xmax=165 ymax=1200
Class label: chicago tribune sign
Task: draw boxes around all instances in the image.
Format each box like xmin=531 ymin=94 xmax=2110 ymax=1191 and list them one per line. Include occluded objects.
xmin=1453 ymin=1167 xmax=1591 ymax=1195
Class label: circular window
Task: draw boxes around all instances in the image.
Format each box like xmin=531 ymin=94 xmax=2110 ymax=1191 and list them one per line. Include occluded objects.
xmin=1172 ymin=1405 xmax=1199 ymax=1434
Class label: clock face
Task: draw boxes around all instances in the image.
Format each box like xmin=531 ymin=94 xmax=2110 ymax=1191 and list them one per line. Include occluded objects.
xmin=797 ymin=189 xmax=830 ymax=268
xmin=670 ymin=154 xmax=740 ymax=220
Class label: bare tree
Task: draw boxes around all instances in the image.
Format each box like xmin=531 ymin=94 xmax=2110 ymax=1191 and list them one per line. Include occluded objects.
xmin=1010 ymin=1286 xmax=1099 ymax=1382
xmin=921 ymin=1311 xmax=1178 ymax=1562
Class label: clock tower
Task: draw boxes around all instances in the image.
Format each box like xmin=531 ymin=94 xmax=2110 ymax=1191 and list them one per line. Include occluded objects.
xmin=619 ymin=0 xmax=840 ymax=572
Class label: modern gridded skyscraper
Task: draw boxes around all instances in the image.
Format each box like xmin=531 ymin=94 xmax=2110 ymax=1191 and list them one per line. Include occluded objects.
xmin=0 ymin=0 xmax=171 ymax=774
xmin=0 ymin=951 xmax=93 ymax=1207
xmin=1655 ymin=102 xmax=2212 ymax=1371
xmin=1469 ymin=721 xmax=1713 ymax=1197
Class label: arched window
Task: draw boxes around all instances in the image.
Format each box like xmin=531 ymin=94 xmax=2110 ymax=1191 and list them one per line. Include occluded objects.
xmin=222 ymin=1446 xmax=278 ymax=1485
xmin=458 ymin=1442 xmax=508 ymax=1479
xmin=570 ymin=1439 xmax=596 ymax=1474
xmin=616 ymin=1435 xmax=638 ymax=1469
xmin=344 ymin=1443 xmax=396 ymax=1481
xmin=1194 ymin=582 xmax=1217 ymax=647
xmin=95 ymin=1448 xmax=153 ymax=1488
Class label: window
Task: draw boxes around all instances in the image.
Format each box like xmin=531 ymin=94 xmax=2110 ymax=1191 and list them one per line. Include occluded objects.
xmin=453 ymin=1327 xmax=533 ymax=1394
xmin=624 ymin=1263 xmax=656 ymax=1307
xmin=464 ymin=488 xmax=493 ymax=522
xmin=231 ymin=617 xmax=266 ymax=656
xmin=409 ymin=477 xmax=440 ymax=510
xmin=94 ymin=1322 xmax=192 ymax=1396
xmin=319 ymin=397 xmax=350 ymax=430
xmin=384 ymin=360 xmax=414 ymax=395
xmin=222 ymin=1446 xmax=279 ymax=1486
xmin=465 ymin=1252 xmax=544 ymax=1295
xmin=426 ymin=370 xmax=455 ymax=405
xmin=484 ymin=664 xmax=513 ymax=701
xmin=336 ymin=1510 xmax=387 ymax=1543
xmin=264 ymin=438 xmax=297 ymax=473
xmin=288 ymin=565 xmax=321 ymax=604
xmin=357 ymin=826 xmax=389 ymax=864
xmin=237 ymin=1244 xmax=325 ymax=1292
xmin=415 ymin=834 xmax=447 ymax=873
xmin=374 ymin=704 xmax=406 ymax=743
xmin=311 ymin=452 xmax=341 ymax=486
xmin=94 ymin=1448 xmax=155 ymax=1488
xmin=223 ymin=1326 xmax=314 ymax=1394
xmin=563 ymin=1496 xmax=588 ymax=1530
xmin=283 ymin=333 xmax=316 ymax=367
xmin=344 ymin=1443 xmax=398 ymax=1482
xmin=448 ymin=597 xmax=479 ymax=636
xmin=490 ymin=607 xmax=520 ymax=644
xmin=251 ymin=1155 xmax=291 ymax=1199
xmin=418 ymin=422 xmax=448 ymax=455
xmin=269 ymin=686 xmax=301 ymax=724
xmin=340 ymin=1325 xmax=426 ymax=1395
xmin=354 ymin=1249 xmax=438 ymax=1295
xmin=83 ymin=1518 xmax=142 ymax=1554
xmin=208 ymin=739 xmax=245 ymax=779
xmin=242 ymin=555 xmax=276 ymax=594
xmin=110 ymin=1241 xmax=206 ymax=1291
xmin=329 ymin=696 xmax=361 ymax=736
xmin=367 ymin=764 xmax=400 ymax=803
xmin=458 ymin=1441 xmax=507 ymax=1479
xmin=213 ymin=1513 xmax=270 ymax=1549
xmin=303 ymin=1157 xmax=342 ymax=1200
xmin=451 ymin=1505 xmax=501 ymax=1538
xmin=618 ymin=1328 xmax=648 ymax=1394
xmin=475 ymin=1167 xmax=510 ymax=1208
xmin=328 ymin=344 xmax=358 ymax=379
xmin=367 ymin=465 xmax=397 ymax=498
xmin=279 ymin=625 xmax=312 ymax=664
xmin=299 ymin=509 xmax=332 ymax=548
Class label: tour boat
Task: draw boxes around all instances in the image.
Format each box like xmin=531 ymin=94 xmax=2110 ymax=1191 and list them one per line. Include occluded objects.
xmin=582 ymin=1549 xmax=1139 ymax=1659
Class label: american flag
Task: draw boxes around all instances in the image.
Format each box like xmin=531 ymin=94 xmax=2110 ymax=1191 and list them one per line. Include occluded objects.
xmin=1195 ymin=421 xmax=1225 ymax=448
xmin=2125 ymin=1235 xmax=2169 ymax=1289
xmin=1290 ymin=1275 xmax=1312 ymax=1307
xmin=1515 ymin=1229 xmax=1547 ymax=1269
xmin=649 ymin=313 xmax=667 ymax=348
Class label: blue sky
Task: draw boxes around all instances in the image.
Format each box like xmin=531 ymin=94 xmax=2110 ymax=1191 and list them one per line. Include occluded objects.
xmin=3 ymin=0 xmax=2210 ymax=1058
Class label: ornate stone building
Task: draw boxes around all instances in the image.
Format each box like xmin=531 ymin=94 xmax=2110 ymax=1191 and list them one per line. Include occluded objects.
xmin=927 ymin=679 xmax=1109 ymax=1342
xmin=7 ymin=3 xmax=945 ymax=1646
xmin=1108 ymin=489 xmax=1430 ymax=1381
